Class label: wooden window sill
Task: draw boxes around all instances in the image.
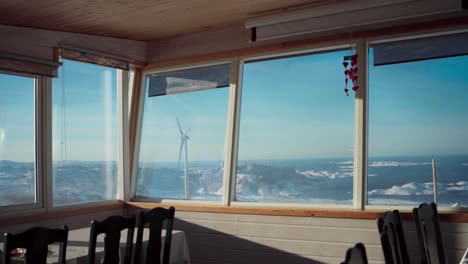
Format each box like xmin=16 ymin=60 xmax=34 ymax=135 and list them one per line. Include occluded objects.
xmin=0 ymin=201 xmax=124 ymax=225
xmin=126 ymin=202 xmax=468 ymax=222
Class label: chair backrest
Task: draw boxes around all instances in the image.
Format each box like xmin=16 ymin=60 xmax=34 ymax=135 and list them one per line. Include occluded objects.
xmin=379 ymin=223 xmax=399 ymax=264
xmin=87 ymin=215 xmax=135 ymax=264
xmin=133 ymin=206 xmax=175 ymax=264
xmin=412 ymin=203 xmax=446 ymax=264
xmin=2 ymin=226 xmax=68 ymax=264
xmin=341 ymin=243 xmax=368 ymax=264
xmin=377 ymin=210 xmax=410 ymax=264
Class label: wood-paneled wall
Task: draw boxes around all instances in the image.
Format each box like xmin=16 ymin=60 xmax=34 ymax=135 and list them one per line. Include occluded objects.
xmin=2 ymin=207 xmax=466 ymax=263
xmin=127 ymin=209 xmax=468 ymax=264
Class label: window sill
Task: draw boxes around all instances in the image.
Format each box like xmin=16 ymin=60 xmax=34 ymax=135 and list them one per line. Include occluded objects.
xmin=126 ymin=201 xmax=468 ymax=222
xmin=0 ymin=201 xmax=125 ymax=225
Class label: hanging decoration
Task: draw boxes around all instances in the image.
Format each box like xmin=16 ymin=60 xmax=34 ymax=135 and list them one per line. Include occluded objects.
xmin=343 ymin=51 xmax=358 ymax=96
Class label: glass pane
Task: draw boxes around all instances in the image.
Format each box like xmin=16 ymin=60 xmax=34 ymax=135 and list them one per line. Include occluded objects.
xmin=137 ymin=65 xmax=229 ymax=201
xmin=0 ymin=73 xmax=36 ymax=206
xmin=52 ymin=60 xmax=118 ymax=206
xmin=148 ymin=64 xmax=230 ymax=96
xmin=236 ymin=50 xmax=355 ymax=204
xmin=368 ymin=47 xmax=468 ymax=207
xmin=373 ymin=32 xmax=468 ymax=66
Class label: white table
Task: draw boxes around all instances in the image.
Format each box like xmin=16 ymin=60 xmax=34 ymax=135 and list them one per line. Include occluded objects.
xmin=0 ymin=228 xmax=190 ymax=264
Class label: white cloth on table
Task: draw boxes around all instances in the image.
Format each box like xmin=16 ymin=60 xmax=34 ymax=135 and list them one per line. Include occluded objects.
xmin=135 ymin=229 xmax=191 ymax=264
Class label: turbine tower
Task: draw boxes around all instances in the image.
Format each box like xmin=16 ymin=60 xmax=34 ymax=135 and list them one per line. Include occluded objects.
xmin=177 ymin=118 xmax=190 ymax=199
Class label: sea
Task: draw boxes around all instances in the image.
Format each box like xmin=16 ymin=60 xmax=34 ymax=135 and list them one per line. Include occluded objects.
xmin=1 ymin=155 xmax=467 ymax=207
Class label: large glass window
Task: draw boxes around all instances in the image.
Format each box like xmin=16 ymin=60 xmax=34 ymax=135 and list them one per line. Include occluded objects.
xmin=136 ymin=64 xmax=230 ymax=201
xmin=235 ymin=50 xmax=355 ymax=204
xmin=0 ymin=73 xmax=37 ymax=207
xmin=368 ymin=37 xmax=468 ymax=207
xmin=52 ymin=60 xmax=118 ymax=206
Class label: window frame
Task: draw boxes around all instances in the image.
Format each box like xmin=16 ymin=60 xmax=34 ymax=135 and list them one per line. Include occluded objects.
xmin=231 ymin=44 xmax=358 ymax=209
xmin=364 ymin=29 xmax=468 ymax=213
xmin=131 ymin=59 xmax=235 ymax=205
xmin=48 ymin=59 xmax=128 ymax=209
xmin=0 ymin=63 xmax=129 ymax=216
xmin=131 ymin=30 xmax=468 ymax=213
xmin=1 ymin=29 xmax=465 ymax=219
xmin=132 ymin=45 xmax=363 ymax=209
xmin=0 ymin=70 xmax=46 ymax=213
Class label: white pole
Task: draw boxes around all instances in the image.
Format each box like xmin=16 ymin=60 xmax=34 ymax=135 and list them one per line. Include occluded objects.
xmin=432 ymin=158 xmax=438 ymax=204
xmin=184 ymin=140 xmax=189 ymax=199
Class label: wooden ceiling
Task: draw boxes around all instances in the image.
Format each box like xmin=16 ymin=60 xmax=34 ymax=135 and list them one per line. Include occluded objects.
xmin=0 ymin=0 xmax=344 ymax=41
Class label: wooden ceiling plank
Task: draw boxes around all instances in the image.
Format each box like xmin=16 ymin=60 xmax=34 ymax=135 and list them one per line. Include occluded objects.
xmin=0 ymin=0 xmax=338 ymax=40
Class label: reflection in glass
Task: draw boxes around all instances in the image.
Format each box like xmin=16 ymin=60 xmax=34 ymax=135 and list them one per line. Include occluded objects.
xmin=52 ymin=60 xmax=118 ymax=206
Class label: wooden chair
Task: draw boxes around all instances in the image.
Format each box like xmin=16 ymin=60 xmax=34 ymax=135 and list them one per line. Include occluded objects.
xmin=380 ymin=223 xmax=399 ymax=264
xmin=87 ymin=215 xmax=135 ymax=264
xmin=377 ymin=210 xmax=410 ymax=264
xmin=413 ymin=203 xmax=446 ymax=264
xmin=341 ymin=242 xmax=368 ymax=264
xmin=2 ymin=226 xmax=68 ymax=264
xmin=133 ymin=206 xmax=175 ymax=264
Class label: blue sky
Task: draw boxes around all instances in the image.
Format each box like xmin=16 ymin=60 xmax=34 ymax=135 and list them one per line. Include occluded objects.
xmin=51 ymin=60 xmax=118 ymax=162
xmin=1 ymin=50 xmax=468 ymax=162
xmin=368 ymin=50 xmax=468 ymax=157
xmin=237 ymin=50 xmax=355 ymax=160
xmin=0 ymin=59 xmax=117 ymax=162
xmin=0 ymin=73 xmax=35 ymax=162
xmin=139 ymin=86 xmax=229 ymax=164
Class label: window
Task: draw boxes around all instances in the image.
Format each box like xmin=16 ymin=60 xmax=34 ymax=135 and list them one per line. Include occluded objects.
xmin=130 ymin=32 xmax=467 ymax=211
xmin=52 ymin=60 xmax=118 ymax=206
xmin=0 ymin=72 xmax=38 ymax=207
xmin=136 ymin=64 xmax=230 ymax=201
xmin=235 ymin=50 xmax=355 ymax=204
xmin=368 ymin=35 xmax=468 ymax=207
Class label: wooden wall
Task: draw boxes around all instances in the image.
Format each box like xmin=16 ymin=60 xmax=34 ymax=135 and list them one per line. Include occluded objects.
xmin=0 ymin=25 xmax=147 ymax=62
xmin=146 ymin=26 xmax=254 ymax=62
xmin=127 ymin=208 xmax=468 ymax=264
xmin=146 ymin=15 xmax=468 ymax=64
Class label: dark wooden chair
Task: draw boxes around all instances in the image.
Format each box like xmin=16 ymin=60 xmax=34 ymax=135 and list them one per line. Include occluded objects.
xmin=133 ymin=206 xmax=175 ymax=264
xmin=87 ymin=215 xmax=135 ymax=264
xmin=413 ymin=203 xmax=446 ymax=264
xmin=2 ymin=226 xmax=68 ymax=264
xmin=377 ymin=210 xmax=410 ymax=264
xmin=380 ymin=223 xmax=399 ymax=264
xmin=341 ymin=242 xmax=368 ymax=264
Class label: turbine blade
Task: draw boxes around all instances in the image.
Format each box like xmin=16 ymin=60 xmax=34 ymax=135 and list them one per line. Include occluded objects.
xmin=184 ymin=127 xmax=191 ymax=136
xmin=176 ymin=118 xmax=183 ymax=135
xmin=178 ymin=140 xmax=184 ymax=167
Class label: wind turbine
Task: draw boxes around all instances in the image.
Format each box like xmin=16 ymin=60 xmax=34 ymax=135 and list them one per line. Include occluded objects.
xmin=177 ymin=118 xmax=190 ymax=199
